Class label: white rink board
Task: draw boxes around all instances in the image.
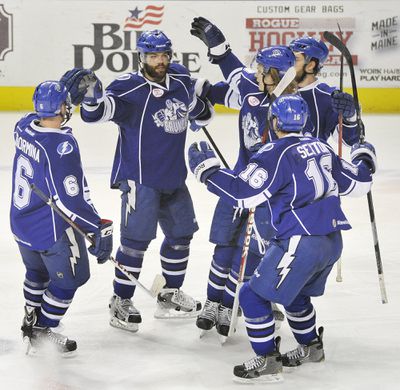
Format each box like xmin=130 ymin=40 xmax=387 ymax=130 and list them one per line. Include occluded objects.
xmin=0 ymin=0 xmax=399 ymax=88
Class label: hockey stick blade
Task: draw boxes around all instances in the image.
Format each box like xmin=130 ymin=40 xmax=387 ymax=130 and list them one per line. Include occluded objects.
xmin=271 ymin=66 xmax=296 ymax=99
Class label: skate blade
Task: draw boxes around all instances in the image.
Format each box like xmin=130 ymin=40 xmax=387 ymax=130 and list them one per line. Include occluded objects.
xmin=218 ymin=334 xmax=228 ymax=345
xmin=23 ymin=336 xmax=33 ymax=355
xmin=154 ymin=308 xmax=200 ymax=319
xmin=110 ymin=318 xmax=139 ymax=333
xmin=233 ymin=372 xmax=283 ymax=384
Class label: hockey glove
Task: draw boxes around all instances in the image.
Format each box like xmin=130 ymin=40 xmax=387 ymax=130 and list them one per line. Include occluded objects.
xmin=190 ymin=17 xmax=231 ymax=63
xmin=60 ymin=68 xmax=92 ymax=106
xmin=350 ymin=141 xmax=377 ymax=174
xmin=190 ymin=97 xmax=215 ymax=132
xmin=188 ymin=141 xmax=220 ymax=182
xmin=194 ymin=78 xmax=212 ymax=100
xmin=88 ymin=219 xmax=114 ymax=264
xmin=331 ymin=91 xmax=356 ymax=120
xmin=82 ymin=72 xmax=104 ymax=106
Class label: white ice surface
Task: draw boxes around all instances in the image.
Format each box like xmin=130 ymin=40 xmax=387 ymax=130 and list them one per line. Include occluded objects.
xmin=0 ymin=112 xmax=399 ymax=390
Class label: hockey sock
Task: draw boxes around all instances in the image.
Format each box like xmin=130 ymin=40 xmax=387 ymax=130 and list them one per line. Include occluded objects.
xmin=285 ymin=295 xmax=317 ymax=345
xmin=37 ymin=283 xmax=76 ymax=328
xmin=206 ymin=245 xmax=234 ymax=303
xmin=23 ymin=273 xmax=49 ymax=316
xmin=114 ymin=239 xmax=149 ymax=299
xmin=239 ymin=282 xmax=276 ymax=356
xmin=221 ymin=248 xmax=261 ymax=308
xmin=160 ymin=237 xmax=191 ymax=289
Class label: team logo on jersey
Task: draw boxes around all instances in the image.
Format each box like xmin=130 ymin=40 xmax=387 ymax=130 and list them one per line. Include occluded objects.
xmin=248 ymin=96 xmax=260 ymax=106
xmin=152 ymin=98 xmax=188 ymax=134
xmin=57 ymin=141 xmax=74 ymax=157
xmin=152 ymin=88 xmax=164 ymax=97
xmin=259 ymin=143 xmax=275 ymax=153
xmin=242 ymin=113 xmax=262 ymax=151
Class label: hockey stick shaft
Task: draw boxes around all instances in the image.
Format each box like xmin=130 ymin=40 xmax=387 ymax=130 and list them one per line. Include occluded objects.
xmin=228 ymin=66 xmax=298 ymax=337
xmin=323 ymin=31 xmax=388 ymax=303
xmin=336 ymin=23 xmax=344 ymax=283
xmin=202 ymin=126 xmax=230 ymax=169
xmin=30 ymin=184 xmax=166 ymax=298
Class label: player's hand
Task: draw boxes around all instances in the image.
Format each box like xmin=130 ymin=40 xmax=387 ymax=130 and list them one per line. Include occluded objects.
xmin=88 ymin=219 xmax=113 ymax=264
xmin=190 ymin=97 xmax=215 ymax=132
xmin=188 ymin=141 xmax=220 ymax=182
xmin=60 ymin=68 xmax=92 ymax=106
xmin=331 ymin=91 xmax=356 ymax=119
xmin=350 ymin=141 xmax=377 ymax=174
xmin=190 ymin=17 xmax=231 ymax=63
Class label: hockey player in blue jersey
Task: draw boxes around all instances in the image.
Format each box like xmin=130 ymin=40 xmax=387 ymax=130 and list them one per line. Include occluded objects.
xmin=190 ymin=17 xmax=359 ymax=339
xmin=289 ymin=35 xmax=359 ymax=144
xmin=188 ymin=94 xmax=376 ymax=382
xmin=10 ymin=81 xmax=114 ymax=354
xmin=60 ymin=30 xmax=213 ymax=332
xmin=193 ymin=45 xmax=298 ymax=340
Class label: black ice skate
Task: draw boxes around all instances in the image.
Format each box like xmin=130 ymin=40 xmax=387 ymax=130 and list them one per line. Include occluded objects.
xmin=233 ymin=337 xmax=283 ymax=383
xmin=282 ymin=326 xmax=325 ymax=367
xmin=154 ymin=288 xmax=201 ymax=319
xmin=109 ymin=294 xmax=142 ymax=332
xmin=196 ymin=299 xmax=219 ymax=337
xmin=21 ymin=305 xmax=37 ymax=354
xmin=29 ymin=326 xmax=77 ymax=355
xmin=216 ymin=304 xmax=233 ymax=344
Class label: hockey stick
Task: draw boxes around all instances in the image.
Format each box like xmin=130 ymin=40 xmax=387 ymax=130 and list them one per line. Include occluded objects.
xmin=323 ymin=31 xmax=388 ymax=304
xmin=202 ymin=126 xmax=230 ymax=169
xmin=30 ymin=184 xmax=166 ymax=298
xmin=336 ymin=23 xmax=344 ymax=283
xmin=227 ymin=66 xmax=298 ymax=338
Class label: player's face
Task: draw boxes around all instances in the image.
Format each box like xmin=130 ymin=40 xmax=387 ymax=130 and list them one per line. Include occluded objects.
xmin=293 ymin=52 xmax=306 ymax=80
xmin=256 ymin=64 xmax=276 ymax=93
xmin=143 ymin=52 xmax=171 ymax=82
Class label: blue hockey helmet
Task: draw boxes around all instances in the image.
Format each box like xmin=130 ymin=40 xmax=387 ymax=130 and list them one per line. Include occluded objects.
xmin=33 ymin=81 xmax=71 ymax=119
xmin=137 ymin=29 xmax=172 ymax=55
xmin=268 ymin=94 xmax=309 ymax=132
xmin=289 ymin=36 xmax=329 ymax=70
xmin=255 ymin=46 xmax=295 ymax=77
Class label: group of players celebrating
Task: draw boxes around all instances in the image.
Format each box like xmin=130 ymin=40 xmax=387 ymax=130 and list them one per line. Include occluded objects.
xmin=10 ymin=16 xmax=376 ymax=383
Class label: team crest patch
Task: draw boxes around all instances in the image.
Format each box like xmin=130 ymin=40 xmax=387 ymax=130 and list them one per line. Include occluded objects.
xmin=152 ymin=98 xmax=188 ymax=134
xmin=248 ymin=96 xmax=260 ymax=106
xmin=57 ymin=141 xmax=74 ymax=157
xmin=152 ymin=88 xmax=164 ymax=97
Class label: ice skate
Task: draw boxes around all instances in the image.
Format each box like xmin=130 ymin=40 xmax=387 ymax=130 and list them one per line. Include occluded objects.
xmin=216 ymin=304 xmax=233 ymax=344
xmin=21 ymin=305 xmax=37 ymax=355
xmin=28 ymin=326 xmax=77 ymax=355
xmin=196 ymin=299 xmax=219 ymax=338
xmin=282 ymin=327 xmax=325 ymax=367
xmin=233 ymin=337 xmax=283 ymax=383
xmin=154 ymin=288 xmax=201 ymax=319
xmin=109 ymin=294 xmax=142 ymax=333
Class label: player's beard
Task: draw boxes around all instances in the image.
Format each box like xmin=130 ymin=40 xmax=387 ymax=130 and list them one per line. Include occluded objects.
xmin=143 ymin=63 xmax=169 ymax=83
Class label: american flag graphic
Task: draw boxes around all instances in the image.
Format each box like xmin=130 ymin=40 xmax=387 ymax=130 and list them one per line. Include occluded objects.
xmin=124 ymin=5 xmax=164 ymax=29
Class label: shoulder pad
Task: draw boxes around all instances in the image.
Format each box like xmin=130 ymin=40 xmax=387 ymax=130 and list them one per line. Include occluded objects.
xmin=168 ymin=63 xmax=190 ymax=76
xmin=315 ymin=82 xmax=336 ymax=94
xmin=106 ymin=72 xmax=144 ymax=94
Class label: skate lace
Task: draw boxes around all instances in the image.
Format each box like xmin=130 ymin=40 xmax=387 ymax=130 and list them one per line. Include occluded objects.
xmin=174 ymin=290 xmax=195 ymax=309
xmin=116 ymin=297 xmax=137 ymax=315
xmin=39 ymin=328 xmax=67 ymax=346
xmin=218 ymin=306 xmax=232 ymax=326
xmin=243 ymin=355 xmax=265 ymax=371
xmin=201 ymin=300 xmax=219 ymax=321
xmin=286 ymin=345 xmax=307 ymax=361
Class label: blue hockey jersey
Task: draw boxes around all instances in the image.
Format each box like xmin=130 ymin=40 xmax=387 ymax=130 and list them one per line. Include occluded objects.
xmin=205 ymin=134 xmax=372 ymax=239
xmin=10 ymin=113 xmax=101 ymax=251
xmin=81 ymin=63 xmax=202 ymax=190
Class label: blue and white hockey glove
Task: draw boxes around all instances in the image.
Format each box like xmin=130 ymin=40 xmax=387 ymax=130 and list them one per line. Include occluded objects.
xmin=188 ymin=141 xmax=220 ymax=182
xmin=350 ymin=141 xmax=377 ymax=174
xmin=190 ymin=17 xmax=231 ymax=63
xmin=88 ymin=219 xmax=113 ymax=264
xmin=331 ymin=91 xmax=356 ymax=120
xmin=82 ymin=72 xmax=104 ymax=106
xmin=60 ymin=68 xmax=92 ymax=106
xmin=190 ymin=97 xmax=215 ymax=132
